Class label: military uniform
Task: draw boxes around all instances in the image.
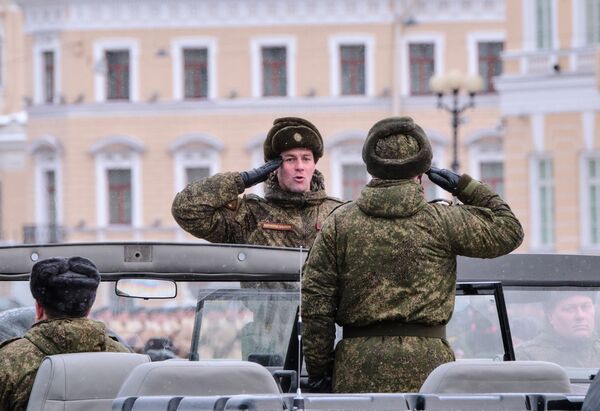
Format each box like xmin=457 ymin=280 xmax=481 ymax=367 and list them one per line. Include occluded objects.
xmin=517 ymin=329 xmax=600 ymax=368
xmin=172 ymin=170 xmax=343 ymax=251
xmin=302 ymin=116 xmax=524 ymax=393
xmin=0 ymin=317 xmax=129 ymax=411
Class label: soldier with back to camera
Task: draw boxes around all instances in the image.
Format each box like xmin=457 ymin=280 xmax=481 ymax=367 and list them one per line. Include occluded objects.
xmin=302 ymin=116 xmax=524 ymax=393
xmin=0 ymin=256 xmax=129 ymax=411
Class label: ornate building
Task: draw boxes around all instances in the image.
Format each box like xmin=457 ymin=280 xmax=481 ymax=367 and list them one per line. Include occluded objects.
xmin=0 ymin=0 xmax=598 ymax=253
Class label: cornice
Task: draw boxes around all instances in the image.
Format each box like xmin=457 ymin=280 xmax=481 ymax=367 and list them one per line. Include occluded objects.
xmin=25 ymin=96 xmax=392 ymax=119
xmin=16 ymin=0 xmax=505 ymax=33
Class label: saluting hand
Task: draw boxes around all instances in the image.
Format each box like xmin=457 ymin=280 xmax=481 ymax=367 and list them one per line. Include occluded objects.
xmin=426 ymin=167 xmax=460 ymax=194
xmin=240 ymin=157 xmax=283 ymax=188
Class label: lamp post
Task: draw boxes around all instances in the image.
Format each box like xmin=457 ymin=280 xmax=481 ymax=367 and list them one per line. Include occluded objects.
xmin=429 ymin=70 xmax=483 ymax=173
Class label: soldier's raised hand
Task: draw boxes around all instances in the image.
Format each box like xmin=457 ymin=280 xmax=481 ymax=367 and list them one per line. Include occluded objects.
xmin=240 ymin=157 xmax=283 ymax=188
xmin=426 ymin=167 xmax=460 ymax=194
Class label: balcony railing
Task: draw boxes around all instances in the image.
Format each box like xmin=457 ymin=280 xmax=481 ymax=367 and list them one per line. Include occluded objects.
xmin=503 ymin=46 xmax=597 ymax=76
xmin=23 ymin=225 xmax=67 ymax=244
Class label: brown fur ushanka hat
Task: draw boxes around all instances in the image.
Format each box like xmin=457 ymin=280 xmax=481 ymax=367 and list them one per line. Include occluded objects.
xmin=264 ymin=117 xmax=324 ymax=162
xmin=362 ymin=116 xmax=432 ymax=179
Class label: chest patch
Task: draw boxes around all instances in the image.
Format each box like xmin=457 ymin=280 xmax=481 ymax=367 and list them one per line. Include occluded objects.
xmin=260 ymin=221 xmax=293 ymax=231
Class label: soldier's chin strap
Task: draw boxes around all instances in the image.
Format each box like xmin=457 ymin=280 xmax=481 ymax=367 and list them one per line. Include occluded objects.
xmin=293 ymin=246 xmax=305 ymax=411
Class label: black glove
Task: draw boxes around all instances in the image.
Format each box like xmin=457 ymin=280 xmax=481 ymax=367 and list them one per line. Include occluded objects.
xmin=426 ymin=167 xmax=461 ymax=194
xmin=240 ymin=157 xmax=283 ymax=188
xmin=307 ymin=375 xmax=332 ymax=393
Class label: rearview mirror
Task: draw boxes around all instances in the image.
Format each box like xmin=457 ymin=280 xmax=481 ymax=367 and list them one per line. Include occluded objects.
xmin=115 ymin=279 xmax=177 ymax=299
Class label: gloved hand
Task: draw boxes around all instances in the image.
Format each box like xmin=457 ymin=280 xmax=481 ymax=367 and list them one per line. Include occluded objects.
xmin=426 ymin=167 xmax=461 ymax=194
xmin=307 ymin=375 xmax=332 ymax=393
xmin=240 ymin=157 xmax=283 ymax=188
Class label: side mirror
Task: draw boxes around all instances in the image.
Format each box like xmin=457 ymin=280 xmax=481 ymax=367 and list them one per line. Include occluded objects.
xmin=115 ymin=279 xmax=177 ymax=299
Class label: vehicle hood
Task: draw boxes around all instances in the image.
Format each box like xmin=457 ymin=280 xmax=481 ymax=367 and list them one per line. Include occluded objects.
xmin=356 ymin=178 xmax=426 ymax=218
xmin=24 ymin=317 xmax=112 ymax=355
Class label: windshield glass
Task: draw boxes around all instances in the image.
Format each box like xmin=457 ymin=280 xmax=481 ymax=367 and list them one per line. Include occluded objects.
xmin=506 ymin=287 xmax=600 ymax=370
xmin=447 ymin=293 xmax=503 ymax=361
xmin=87 ymin=281 xmax=298 ymax=363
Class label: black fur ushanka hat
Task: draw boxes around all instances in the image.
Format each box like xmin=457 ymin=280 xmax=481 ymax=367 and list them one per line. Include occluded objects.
xmin=30 ymin=256 xmax=100 ymax=316
xmin=362 ymin=116 xmax=432 ymax=179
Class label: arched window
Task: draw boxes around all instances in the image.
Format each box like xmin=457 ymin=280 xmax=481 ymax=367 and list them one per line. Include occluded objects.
xmin=29 ymin=135 xmax=63 ymax=243
xmin=170 ymin=133 xmax=223 ymax=193
xmin=91 ymin=136 xmax=144 ymax=239
xmin=328 ymin=130 xmax=368 ymax=201
xmin=466 ymin=129 xmax=505 ymax=197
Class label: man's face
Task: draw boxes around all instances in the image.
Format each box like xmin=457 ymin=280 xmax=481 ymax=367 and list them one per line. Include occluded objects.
xmin=275 ymin=148 xmax=316 ymax=193
xmin=548 ymin=295 xmax=596 ymax=339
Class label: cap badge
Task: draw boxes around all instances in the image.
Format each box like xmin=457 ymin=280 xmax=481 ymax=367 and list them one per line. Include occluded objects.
xmin=293 ymin=133 xmax=302 ymax=142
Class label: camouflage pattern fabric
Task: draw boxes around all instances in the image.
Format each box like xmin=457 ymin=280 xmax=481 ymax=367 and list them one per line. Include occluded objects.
xmin=0 ymin=317 xmax=129 ymax=411
xmin=172 ymin=170 xmax=343 ymax=250
xmin=517 ymin=329 xmax=600 ymax=367
xmin=302 ymin=175 xmax=523 ymax=393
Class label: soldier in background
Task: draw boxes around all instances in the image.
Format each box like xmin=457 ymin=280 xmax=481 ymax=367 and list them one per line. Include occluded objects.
xmin=517 ymin=291 xmax=600 ymax=367
xmin=171 ymin=116 xmax=344 ymax=256
xmin=302 ymin=116 xmax=524 ymax=393
xmin=0 ymin=256 xmax=129 ymax=410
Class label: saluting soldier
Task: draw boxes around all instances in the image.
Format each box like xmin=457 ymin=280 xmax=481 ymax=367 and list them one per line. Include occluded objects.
xmin=171 ymin=116 xmax=344 ymax=257
xmin=302 ymin=116 xmax=524 ymax=393
xmin=0 ymin=257 xmax=129 ymax=411
xmin=172 ymin=117 xmax=343 ymax=363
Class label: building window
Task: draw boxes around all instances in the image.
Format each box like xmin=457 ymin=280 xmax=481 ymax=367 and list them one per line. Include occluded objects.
xmin=535 ymin=157 xmax=555 ymax=247
xmin=45 ymin=170 xmax=57 ymax=226
xmin=106 ymin=50 xmax=130 ymax=100
xmin=92 ymin=136 xmax=143 ymax=238
xmin=478 ymin=42 xmax=503 ymax=93
xmin=0 ymin=32 xmax=3 ymax=89
xmin=342 ymin=163 xmax=367 ymax=201
xmin=43 ymin=51 xmax=55 ymax=103
xmin=535 ymin=0 xmax=553 ymax=49
xmin=583 ymin=156 xmax=600 ymax=246
xmin=183 ymin=48 xmax=208 ymax=99
xmin=409 ymin=43 xmax=435 ymax=95
xmin=587 ymin=0 xmax=600 ymax=44
xmin=480 ymin=161 xmax=504 ymax=197
xmin=171 ymin=133 xmax=223 ymax=194
xmin=262 ymin=46 xmax=287 ymax=97
xmin=340 ymin=45 xmax=365 ymax=95
xmin=108 ymin=169 xmax=132 ymax=225
xmin=32 ymin=137 xmax=64 ymax=244
xmin=186 ymin=166 xmax=210 ymax=184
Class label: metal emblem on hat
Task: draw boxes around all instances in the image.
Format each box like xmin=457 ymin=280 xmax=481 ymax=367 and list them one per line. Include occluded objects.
xmin=293 ymin=133 xmax=302 ymax=142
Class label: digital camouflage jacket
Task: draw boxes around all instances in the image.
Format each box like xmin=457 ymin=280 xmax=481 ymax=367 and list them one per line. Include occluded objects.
xmin=302 ymin=175 xmax=524 ymax=393
xmin=517 ymin=329 xmax=600 ymax=368
xmin=171 ymin=170 xmax=343 ymax=249
xmin=0 ymin=317 xmax=129 ymax=411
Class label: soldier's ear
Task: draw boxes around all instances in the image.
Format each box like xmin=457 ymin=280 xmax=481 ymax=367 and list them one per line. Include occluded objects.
xmin=35 ymin=300 xmax=46 ymax=321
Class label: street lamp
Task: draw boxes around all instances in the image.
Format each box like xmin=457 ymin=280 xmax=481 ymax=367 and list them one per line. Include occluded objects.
xmin=429 ymin=70 xmax=483 ymax=172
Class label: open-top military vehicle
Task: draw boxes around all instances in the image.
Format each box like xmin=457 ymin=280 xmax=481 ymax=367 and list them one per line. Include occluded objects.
xmin=0 ymin=242 xmax=596 ymax=410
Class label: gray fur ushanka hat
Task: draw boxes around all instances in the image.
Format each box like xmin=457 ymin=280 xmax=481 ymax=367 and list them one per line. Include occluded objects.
xmin=362 ymin=116 xmax=432 ymax=179
xmin=264 ymin=117 xmax=324 ymax=162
